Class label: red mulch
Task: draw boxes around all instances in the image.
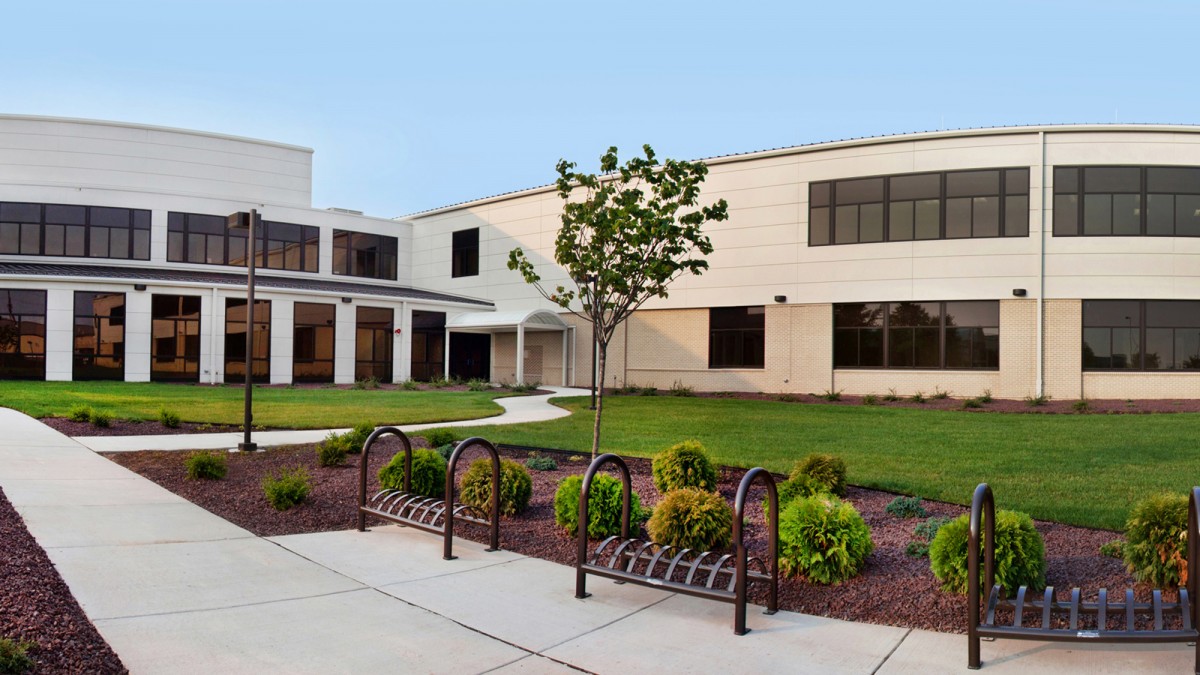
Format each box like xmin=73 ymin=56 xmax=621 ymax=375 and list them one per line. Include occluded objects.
xmin=0 ymin=487 xmax=127 ymax=674
xmin=104 ymin=441 xmax=1135 ymax=635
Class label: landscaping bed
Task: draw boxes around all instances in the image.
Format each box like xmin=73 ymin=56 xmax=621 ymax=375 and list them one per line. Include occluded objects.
xmin=0 ymin=487 xmax=126 ymax=674
xmin=104 ymin=441 xmax=1135 ymax=634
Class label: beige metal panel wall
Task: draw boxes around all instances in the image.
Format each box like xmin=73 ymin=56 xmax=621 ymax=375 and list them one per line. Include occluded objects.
xmin=0 ymin=116 xmax=313 ymax=207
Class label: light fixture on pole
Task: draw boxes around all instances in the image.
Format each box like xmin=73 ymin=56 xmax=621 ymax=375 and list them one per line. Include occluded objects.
xmin=228 ymin=209 xmax=259 ymax=452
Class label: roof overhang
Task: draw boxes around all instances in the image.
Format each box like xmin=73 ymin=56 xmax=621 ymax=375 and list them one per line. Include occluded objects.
xmin=447 ymin=308 xmax=569 ymax=333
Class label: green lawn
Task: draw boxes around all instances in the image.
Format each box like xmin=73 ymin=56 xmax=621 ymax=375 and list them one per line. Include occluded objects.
xmin=467 ymin=396 xmax=1200 ymax=531
xmin=0 ymin=381 xmax=506 ymax=429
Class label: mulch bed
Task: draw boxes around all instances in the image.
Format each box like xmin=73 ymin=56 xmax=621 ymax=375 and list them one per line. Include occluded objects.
xmin=0 ymin=487 xmax=127 ymax=674
xmin=104 ymin=441 xmax=1135 ymax=634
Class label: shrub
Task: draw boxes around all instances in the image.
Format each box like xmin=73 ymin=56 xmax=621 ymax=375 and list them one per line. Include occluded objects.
xmin=647 ymin=488 xmax=733 ymax=552
xmin=1100 ymin=540 xmax=1124 ymax=559
xmin=961 ymin=397 xmax=983 ymax=409
xmin=885 ymin=495 xmax=927 ymax=519
xmin=931 ymin=387 xmax=950 ymax=400
xmin=185 ymin=451 xmax=228 ymax=480
xmin=0 ymin=637 xmax=35 ymax=674
xmin=348 ymin=421 xmax=374 ymax=453
xmin=791 ymin=453 xmax=847 ymax=497
xmin=467 ymin=378 xmax=490 ymax=391
xmin=352 ymin=376 xmax=380 ymax=390
xmin=668 ymin=380 xmax=695 ymax=397
xmin=316 ymin=434 xmax=349 ymax=467
xmin=262 ymin=466 xmax=312 ymax=511
xmin=458 ymin=459 xmax=533 ymax=517
xmin=820 ymin=389 xmax=842 ymax=402
xmin=652 ymin=440 xmax=718 ymax=493
xmin=378 ymin=449 xmax=446 ymax=498
xmin=905 ymin=541 xmax=931 ymax=557
xmin=90 ymin=410 xmax=112 ymax=428
xmin=1025 ymin=394 xmax=1051 ymax=407
xmin=1123 ymin=492 xmax=1189 ymax=588
xmin=511 ymin=381 xmax=541 ymax=393
xmin=638 ymin=386 xmax=658 ymax=396
xmin=765 ymin=472 xmax=826 ymax=518
xmin=776 ymin=393 xmax=799 ymax=403
xmin=400 ymin=379 xmax=420 ymax=390
xmin=67 ymin=404 xmax=93 ymax=422
xmin=909 ymin=391 xmax=927 ymax=404
xmin=1072 ymin=398 xmax=1091 ymax=413
xmin=778 ymin=494 xmax=874 ymax=584
xmin=882 ymin=388 xmax=900 ymax=402
xmin=861 ymin=394 xmax=878 ymax=405
xmin=979 ymin=388 xmax=994 ymax=404
xmin=614 ymin=383 xmax=640 ymax=395
xmin=423 ymin=428 xmax=458 ymax=448
xmin=427 ymin=375 xmax=450 ymax=388
xmin=434 ymin=444 xmax=455 ymax=461
xmin=526 ymin=455 xmax=558 ymax=471
xmin=553 ymin=474 xmax=645 ymax=539
xmin=929 ymin=510 xmax=1045 ymax=594
xmin=158 ymin=408 xmax=182 ymax=428
xmin=906 ymin=516 xmax=951 ymax=558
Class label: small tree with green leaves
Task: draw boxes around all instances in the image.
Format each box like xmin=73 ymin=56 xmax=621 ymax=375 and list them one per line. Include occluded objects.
xmin=508 ymin=145 xmax=728 ymax=457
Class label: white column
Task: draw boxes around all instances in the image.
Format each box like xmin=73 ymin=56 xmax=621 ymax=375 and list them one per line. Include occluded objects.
xmin=43 ymin=288 xmax=73 ymax=381
xmin=270 ymin=299 xmax=293 ymax=385
xmin=516 ymin=324 xmax=525 ymax=385
xmin=124 ymin=289 xmax=151 ymax=382
xmin=335 ymin=300 xmax=355 ymax=384
xmin=443 ymin=327 xmax=450 ymax=379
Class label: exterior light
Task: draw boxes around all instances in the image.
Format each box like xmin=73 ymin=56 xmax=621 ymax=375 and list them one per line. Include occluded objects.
xmin=774 ymin=295 xmax=787 ymax=303
xmin=1012 ymin=289 xmax=1027 ymax=297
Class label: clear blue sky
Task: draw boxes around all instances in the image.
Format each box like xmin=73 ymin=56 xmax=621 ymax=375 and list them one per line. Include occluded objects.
xmin=4 ymin=1 xmax=1197 ymax=217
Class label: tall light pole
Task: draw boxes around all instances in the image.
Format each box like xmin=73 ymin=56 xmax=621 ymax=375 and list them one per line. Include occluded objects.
xmin=228 ymin=209 xmax=259 ymax=452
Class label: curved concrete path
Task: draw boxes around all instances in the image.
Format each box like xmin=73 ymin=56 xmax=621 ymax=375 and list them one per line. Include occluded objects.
xmin=76 ymin=386 xmax=591 ymax=453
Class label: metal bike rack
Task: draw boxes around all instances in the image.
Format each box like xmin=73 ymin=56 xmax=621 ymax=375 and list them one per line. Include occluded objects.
xmin=968 ymin=482 xmax=1200 ymax=671
xmin=357 ymin=427 xmax=501 ymax=560
xmin=574 ymin=453 xmax=779 ymax=635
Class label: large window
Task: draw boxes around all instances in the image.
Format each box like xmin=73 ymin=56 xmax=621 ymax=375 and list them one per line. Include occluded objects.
xmin=410 ymin=310 xmax=446 ymax=381
xmin=293 ymin=302 xmax=335 ymax=383
xmin=0 ymin=202 xmax=150 ymax=260
xmin=332 ymin=230 xmax=397 ymax=280
xmin=225 ymin=299 xmax=271 ymax=384
xmin=709 ymin=306 xmax=765 ymax=368
xmin=810 ymin=168 xmax=1028 ymax=246
xmin=73 ymin=292 xmax=125 ymax=380
xmin=355 ymin=306 xmax=393 ymax=382
xmin=833 ymin=301 xmax=999 ymax=369
xmin=168 ymin=212 xmax=319 ymax=272
xmin=1054 ymin=167 xmax=1200 ymax=237
xmin=0 ymin=290 xmax=46 ymax=380
xmin=452 ymin=228 xmax=479 ymax=278
xmin=151 ymin=295 xmax=201 ymax=382
xmin=1083 ymin=300 xmax=1200 ymax=370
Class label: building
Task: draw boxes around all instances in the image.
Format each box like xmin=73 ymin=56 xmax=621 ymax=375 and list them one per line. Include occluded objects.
xmin=4 ymin=116 xmax=1200 ymax=399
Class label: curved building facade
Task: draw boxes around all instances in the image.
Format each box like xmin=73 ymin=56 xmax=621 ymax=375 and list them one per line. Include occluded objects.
xmin=5 ymin=117 xmax=1200 ymax=398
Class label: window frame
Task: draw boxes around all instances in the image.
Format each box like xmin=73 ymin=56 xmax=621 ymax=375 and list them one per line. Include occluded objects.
xmin=0 ymin=202 xmax=150 ymax=260
xmin=73 ymin=291 xmax=126 ymax=381
xmin=168 ymin=212 xmax=319 ymax=273
xmin=832 ymin=300 xmax=1000 ymax=371
xmin=332 ymin=229 xmax=398 ymax=280
xmin=451 ymin=228 xmax=480 ymax=278
xmin=708 ymin=306 xmax=766 ymax=369
xmin=1082 ymin=299 xmax=1200 ymax=371
xmin=1054 ymin=166 xmax=1200 ymax=238
xmin=0 ymin=289 xmax=47 ymax=380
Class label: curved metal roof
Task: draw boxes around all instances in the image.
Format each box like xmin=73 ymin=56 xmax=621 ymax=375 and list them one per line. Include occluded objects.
xmin=447 ymin=308 xmax=569 ymax=330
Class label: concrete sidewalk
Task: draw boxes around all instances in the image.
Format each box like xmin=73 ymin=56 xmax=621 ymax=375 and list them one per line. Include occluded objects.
xmin=1 ymin=409 xmax=1191 ymax=674
xmin=76 ymin=386 xmax=591 ymax=453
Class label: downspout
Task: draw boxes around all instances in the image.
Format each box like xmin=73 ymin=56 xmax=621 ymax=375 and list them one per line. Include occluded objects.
xmin=209 ymin=286 xmax=219 ymax=385
xmin=1037 ymin=131 xmax=1047 ymax=397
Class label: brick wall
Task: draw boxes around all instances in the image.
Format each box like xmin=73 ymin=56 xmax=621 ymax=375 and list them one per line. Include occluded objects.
xmin=1043 ymin=299 xmax=1082 ymax=400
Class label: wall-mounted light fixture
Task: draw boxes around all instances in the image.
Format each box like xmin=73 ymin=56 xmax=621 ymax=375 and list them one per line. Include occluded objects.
xmin=134 ymin=284 xmax=147 ymax=291
xmin=341 ymin=297 xmax=352 ymax=304
xmin=1012 ymin=289 xmax=1028 ymax=297
xmin=774 ymin=295 xmax=787 ymax=303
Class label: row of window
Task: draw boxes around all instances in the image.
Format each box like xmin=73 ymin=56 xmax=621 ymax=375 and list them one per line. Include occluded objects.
xmin=0 ymin=290 xmax=396 ymax=382
xmin=1054 ymin=167 xmax=1200 ymax=237
xmin=0 ymin=202 xmax=151 ymax=260
xmin=833 ymin=301 xmax=1000 ymax=369
xmin=168 ymin=213 xmax=320 ymax=273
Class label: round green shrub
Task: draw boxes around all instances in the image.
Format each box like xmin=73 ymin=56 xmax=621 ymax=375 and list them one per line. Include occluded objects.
xmin=458 ymin=459 xmax=533 ymax=517
xmin=929 ymin=510 xmax=1045 ymax=594
xmin=185 ymin=451 xmax=227 ymax=480
xmin=554 ymin=474 xmax=645 ymax=539
xmin=378 ymin=449 xmax=446 ymax=498
xmin=646 ymin=488 xmax=732 ymax=552
xmin=316 ymin=433 xmax=349 ymax=467
xmin=1123 ymin=492 xmax=1189 ymax=588
xmin=423 ymin=428 xmax=458 ymax=448
xmin=791 ymin=453 xmax=846 ymax=497
xmin=262 ymin=466 xmax=311 ymax=511
xmin=347 ymin=421 xmax=374 ymax=453
xmin=652 ymin=440 xmax=718 ymax=493
xmin=766 ymin=472 xmax=827 ymax=518
xmin=158 ymin=407 xmax=181 ymax=429
xmin=89 ymin=410 xmax=112 ymax=428
xmin=68 ymin=404 xmax=93 ymax=423
xmin=778 ymin=494 xmax=874 ymax=584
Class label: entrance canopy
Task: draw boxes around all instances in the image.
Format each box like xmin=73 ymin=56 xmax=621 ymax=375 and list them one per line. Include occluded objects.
xmin=443 ymin=309 xmax=571 ymax=385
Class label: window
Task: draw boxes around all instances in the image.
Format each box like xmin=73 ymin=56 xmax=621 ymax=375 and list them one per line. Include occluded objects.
xmin=151 ymin=295 xmax=201 ymax=382
xmin=809 ymin=168 xmax=1028 ymax=246
xmin=709 ymin=306 xmax=765 ymax=368
xmin=293 ymin=302 xmax=335 ymax=383
xmin=225 ymin=299 xmax=271 ymax=384
xmin=452 ymin=228 xmax=479 ymax=277
xmin=0 ymin=202 xmax=149 ymax=260
xmin=168 ymin=212 xmax=318 ymax=272
xmin=1055 ymin=166 xmax=1200 ymax=237
xmin=0 ymin=289 xmax=46 ymax=380
xmin=833 ymin=301 xmax=999 ymax=370
xmin=410 ymin=310 xmax=446 ymax=381
xmin=73 ymin=292 xmax=125 ymax=381
xmin=332 ymin=230 xmax=397 ymax=280
xmin=1083 ymin=300 xmax=1200 ymax=370
xmin=355 ymin=306 xmax=393 ymax=382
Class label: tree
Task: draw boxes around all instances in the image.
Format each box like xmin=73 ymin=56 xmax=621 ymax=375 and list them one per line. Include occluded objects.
xmin=508 ymin=145 xmax=728 ymax=457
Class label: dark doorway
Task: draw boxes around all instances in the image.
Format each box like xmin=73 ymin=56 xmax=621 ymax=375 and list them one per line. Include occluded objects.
xmin=450 ymin=333 xmax=490 ymax=381
xmin=410 ymin=310 xmax=446 ymax=381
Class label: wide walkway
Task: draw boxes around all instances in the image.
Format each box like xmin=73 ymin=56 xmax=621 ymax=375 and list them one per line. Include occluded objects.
xmin=0 ymin=409 xmax=1192 ymax=673
xmin=77 ymin=386 xmax=591 ymax=453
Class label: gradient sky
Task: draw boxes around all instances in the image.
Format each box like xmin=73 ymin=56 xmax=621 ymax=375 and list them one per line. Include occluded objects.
xmin=4 ymin=1 xmax=1196 ymax=218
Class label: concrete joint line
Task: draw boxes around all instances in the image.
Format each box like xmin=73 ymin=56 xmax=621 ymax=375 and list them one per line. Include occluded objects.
xmin=534 ymin=592 xmax=678 ymax=655
xmin=45 ymin=534 xmax=256 ymax=550
xmin=870 ymin=626 xmax=912 ymax=675
xmin=376 ymin=554 xmax=533 ymax=587
xmin=92 ymin=586 xmax=368 ymax=623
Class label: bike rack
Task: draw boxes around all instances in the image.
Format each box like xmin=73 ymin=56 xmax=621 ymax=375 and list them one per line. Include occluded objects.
xmin=357 ymin=427 xmax=501 ymax=560
xmin=574 ymin=453 xmax=779 ymax=635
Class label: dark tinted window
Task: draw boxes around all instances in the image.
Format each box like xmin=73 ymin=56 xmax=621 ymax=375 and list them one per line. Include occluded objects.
xmin=1085 ymin=300 xmax=1200 ymax=370
xmin=833 ymin=300 xmax=998 ymax=370
xmin=73 ymin=292 xmax=125 ymax=381
xmin=0 ymin=289 xmax=46 ymax=380
xmin=0 ymin=202 xmax=149 ymax=260
xmin=709 ymin=306 xmax=765 ymax=368
xmin=332 ymin=229 xmax=398 ymax=280
xmin=452 ymin=228 xmax=480 ymax=278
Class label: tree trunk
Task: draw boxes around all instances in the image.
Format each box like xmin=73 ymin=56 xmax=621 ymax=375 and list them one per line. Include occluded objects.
xmin=591 ymin=343 xmax=607 ymax=459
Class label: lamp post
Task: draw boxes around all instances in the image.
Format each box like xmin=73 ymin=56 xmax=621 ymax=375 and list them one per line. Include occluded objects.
xmin=228 ymin=209 xmax=259 ymax=452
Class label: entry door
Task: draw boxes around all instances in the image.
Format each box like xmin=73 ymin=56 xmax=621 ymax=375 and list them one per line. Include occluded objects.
xmin=449 ymin=333 xmax=491 ymax=381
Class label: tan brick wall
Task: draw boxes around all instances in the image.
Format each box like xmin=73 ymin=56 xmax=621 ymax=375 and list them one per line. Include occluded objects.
xmin=621 ymin=308 xmax=768 ymax=392
xmin=491 ymin=331 xmax=567 ymax=385
xmin=833 ymin=370 xmax=999 ymax=398
xmin=1083 ymin=372 xmax=1200 ymax=399
xmin=998 ymin=299 xmax=1037 ymax=399
xmin=794 ymin=304 xmax=833 ymax=393
xmin=1043 ymin=299 xmax=1082 ymax=400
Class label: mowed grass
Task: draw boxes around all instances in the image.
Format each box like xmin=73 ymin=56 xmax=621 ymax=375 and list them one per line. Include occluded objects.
xmin=469 ymin=396 xmax=1200 ymax=531
xmin=0 ymin=381 xmax=506 ymax=430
